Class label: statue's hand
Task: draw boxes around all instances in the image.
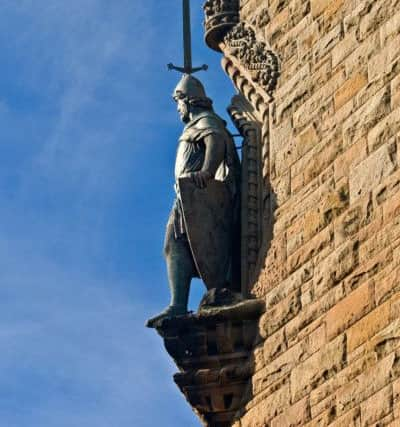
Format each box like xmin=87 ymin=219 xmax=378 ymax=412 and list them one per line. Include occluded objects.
xmin=191 ymin=171 xmax=212 ymax=188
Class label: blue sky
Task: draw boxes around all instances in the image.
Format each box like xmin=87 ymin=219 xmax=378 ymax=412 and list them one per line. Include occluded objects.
xmin=0 ymin=1 xmax=237 ymax=426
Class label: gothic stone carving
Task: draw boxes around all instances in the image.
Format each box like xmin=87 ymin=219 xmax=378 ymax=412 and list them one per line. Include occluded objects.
xmin=153 ymin=298 xmax=265 ymax=427
xmin=224 ymin=23 xmax=280 ymax=98
xmin=203 ymin=0 xmax=240 ymax=52
xmin=228 ymin=95 xmax=263 ymax=292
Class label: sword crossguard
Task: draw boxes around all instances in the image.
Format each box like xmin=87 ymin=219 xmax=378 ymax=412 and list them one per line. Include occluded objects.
xmin=168 ymin=63 xmax=208 ymax=74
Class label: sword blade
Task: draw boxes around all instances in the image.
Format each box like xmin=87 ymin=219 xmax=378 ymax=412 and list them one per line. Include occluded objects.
xmin=182 ymin=0 xmax=192 ymax=73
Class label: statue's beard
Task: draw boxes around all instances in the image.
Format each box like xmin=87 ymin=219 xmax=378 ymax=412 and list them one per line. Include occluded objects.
xmin=179 ymin=103 xmax=190 ymax=123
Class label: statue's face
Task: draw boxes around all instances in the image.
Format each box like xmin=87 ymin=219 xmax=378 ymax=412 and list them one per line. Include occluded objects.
xmin=176 ymin=98 xmax=190 ymax=123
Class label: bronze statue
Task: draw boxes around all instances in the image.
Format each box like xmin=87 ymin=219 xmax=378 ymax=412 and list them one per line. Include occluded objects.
xmin=146 ymin=74 xmax=240 ymax=327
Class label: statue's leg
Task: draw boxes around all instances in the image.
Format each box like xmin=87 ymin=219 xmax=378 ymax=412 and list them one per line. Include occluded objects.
xmin=146 ymin=212 xmax=197 ymax=327
xmin=164 ymin=217 xmax=197 ymax=314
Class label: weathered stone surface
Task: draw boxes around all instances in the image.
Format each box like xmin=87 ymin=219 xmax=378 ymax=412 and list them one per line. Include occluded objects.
xmin=368 ymin=34 xmax=400 ymax=81
xmin=329 ymin=407 xmax=361 ymax=427
xmin=336 ymin=352 xmax=396 ymax=415
xmin=334 ymin=137 xmax=368 ymax=181
xmin=224 ymin=2 xmax=400 ymax=426
xmin=254 ymin=337 xmax=311 ymax=395
xmin=288 ymin=226 xmax=334 ymax=274
xmin=342 ymin=86 xmax=390 ymax=148
xmin=290 ymin=335 xmax=345 ymax=401
xmin=260 ymin=289 xmax=301 ymax=338
xmin=334 ymin=73 xmax=368 ymax=110
xmin=270 ymin=396 xmax=310 ymax=427
xmin=263 ymin=328 xmax=287 ymax=363
xmin=241 ymin=383 xmax=291 ymax=427
xmin=367 ymin=108 xmax=400 ymax=152
xmin=360 ymin=385 xmax=393 ymax=427
xmin=313 ymin=240 xmax=359 ymax=299
xmin=326 ymin=280 xmax=375 ymax=340
xmin=349 ymin=142 xmax=397 ymax=202
xmin=347 ymin=300 xmax=391 ymax=353
xmin=391 ymin=74 xmax=400 ymax=110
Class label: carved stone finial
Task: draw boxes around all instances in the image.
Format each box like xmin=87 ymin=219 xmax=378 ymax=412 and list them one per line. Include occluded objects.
xmin=203 ymin=0 xmax=240 ymax=52
xmin=224 ymin=23 xmax=280 ymax=97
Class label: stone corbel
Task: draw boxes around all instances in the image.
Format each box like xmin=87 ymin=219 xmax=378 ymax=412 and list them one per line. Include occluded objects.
xmin=152 ymin=299 xmax=265 ymax=427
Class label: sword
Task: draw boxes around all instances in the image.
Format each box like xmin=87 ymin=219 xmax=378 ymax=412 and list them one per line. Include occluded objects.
xmin=168 ymin=0 xmax=208 ymax=74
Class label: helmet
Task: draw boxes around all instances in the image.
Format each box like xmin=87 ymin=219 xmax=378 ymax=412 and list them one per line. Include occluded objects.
xmin=173 ymin=74 xmax=208 ymax=101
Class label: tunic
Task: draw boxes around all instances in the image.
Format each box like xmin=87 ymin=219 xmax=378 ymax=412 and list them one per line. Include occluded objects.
xmin=171 ymin=110 xmax=240 ymax=238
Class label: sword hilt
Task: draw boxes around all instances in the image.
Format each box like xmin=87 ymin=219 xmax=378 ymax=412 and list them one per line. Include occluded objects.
xmin=167 ymin=63 xmax=208 ymax=74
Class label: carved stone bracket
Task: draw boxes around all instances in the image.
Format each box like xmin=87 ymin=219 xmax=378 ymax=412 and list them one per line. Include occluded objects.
xmin=152 ymin=299 xmax=265 ymax=427
xmin=204 ymin=0 xmax=280 ymax=98
xmin=223 ymin=23 xmax=280 ymax=98
xmin=203 ymin=0 xmax=240 ymax=52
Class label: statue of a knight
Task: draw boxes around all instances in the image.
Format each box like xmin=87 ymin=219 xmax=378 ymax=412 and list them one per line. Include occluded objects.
xmin=147 ymin=74 xmax=241 ymax=326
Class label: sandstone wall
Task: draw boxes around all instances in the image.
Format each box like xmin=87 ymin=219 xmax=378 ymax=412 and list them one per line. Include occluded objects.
xmin=235 ymin=0 xmax=400 ymax=425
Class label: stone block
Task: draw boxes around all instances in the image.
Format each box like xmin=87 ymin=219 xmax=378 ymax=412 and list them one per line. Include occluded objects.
xmin=325 ymin=280 xmax=375 ymax=340
xmin=290 ymin=334 xmax=345 ymax=401
xmin=330 ymin=407 xmax=361 ymax=427
xmin=346 ymin=247 xmax=392 ymax=295
xmin=263 ymin=328 xmax=287 ymax=363
xmin=265 ymin=261 xmax=313 ymax=309
xmin=349 ymin=142 xmax=397 ymax=202
xmin=285 ymin=285 xmax=344 ymax=346
xmin=287 ymin=226 xmax=334 ymax=274
xmin=334 ymin=73 xmax=368 ymax=110
xmin=361 ymin=385 xmax=393 ymax=427
xmin=373 ymin=169 xmax=400 ymax=206
xmin=297 ymin=20 xmax=319 ymax=58
xmin=334 ymin=137 xmax=367 ymax=181
xmin=323 ymin=0 xmax=345 ymax=30
xmin=241 ymin=383 xmax=291 ymax=427
xmin=343 ymin=0 xmax=372 ymax=33
xmin=310 ymin=352 xmax=378 ymax=409
xmin=367 ymin=108 xmax=400 ymax=152
xmin=254 ymin=339 xmax=308 ymax=395
xmin=346 ymin=300 xmax=391 ymax=353
xmin=310 ymin=0 xmax=332 ymax=17
xmin=359 ymin=217 xmax=400 ymax=265
xmin=307 ymin=324 xmax=326 ymax=354
xmin=274 ymin=170 xmax=291 ymax=205
xmin=342 ymin=86 xmax=390 ymax=148
xmin=271 ymin=397 xmax=310 ymax=427
xmin=332 ymin=31 xmax=357 ymax=69
xmin=304 ymin=408 xmax=334 ymax=427
xmin=287 ymin=212 xmax=324 ymax=256
xmin=391 ymin=74 xmax=400 ymax=110
xmin=391 ymin=293 xmax=400 ymax=323
xmin=345 ymin=31 xmax=380 ymax=77
xmin=259 ymin=289 xmax=301 ymax=338
xmin=310 ymin=394 xmax=335 ymax=420
xmin=380 ymin=10 xmax=400 ymax=46
xmin=275 ymin=64 xmax=311 ymax=123
xmin=394 ymin=376 xmax=400 ymax=402
xmin=313 ymin=240 xmax=359 ymax=299
xmin=375 ymin=266 xmax=400 ymax=305
xmin=334 ymin=193 xmax=373 ymax=245
xmin=293 ymin=69 xmax=346 ymax=129
xmin=265 ymin=7 xmax=289 ymax=43
xmin=291 ymin=136 xmax=342 ymax=190
xmin=359 ymin=0 xmax=392 ymax=41
xmin=336 ymin=352 xmax=396 ymax=415
xmin=368 ymin=34 xmax=400 ymax=82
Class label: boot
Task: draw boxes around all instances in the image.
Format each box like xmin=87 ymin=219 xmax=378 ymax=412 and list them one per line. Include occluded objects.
xmin=146 ymin=249 xmax=192 ymax=328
